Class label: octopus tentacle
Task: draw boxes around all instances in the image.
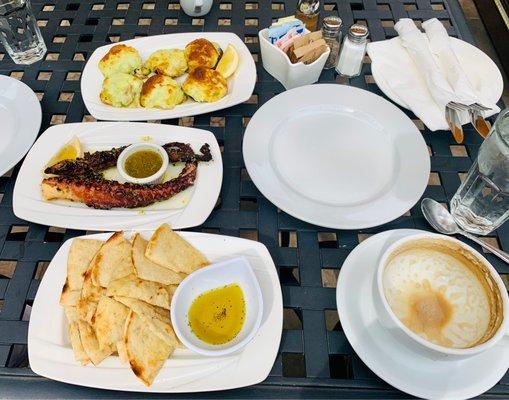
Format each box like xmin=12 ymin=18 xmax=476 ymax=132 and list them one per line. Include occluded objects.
xmin=44 ymin=142 xmax=211 ymax=176
xmin=42 ymin=162 xmax=198 ymax=210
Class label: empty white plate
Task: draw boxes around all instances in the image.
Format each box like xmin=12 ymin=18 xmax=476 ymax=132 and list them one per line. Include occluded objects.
xmin=0 ymin=75 xmax=41 ymax=177
xmin=243 ymin=84 xmax=430 ymax=229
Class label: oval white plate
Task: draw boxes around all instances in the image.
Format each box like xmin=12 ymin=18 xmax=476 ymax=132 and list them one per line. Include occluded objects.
xmin=337 ymin=229 xmax=509 ymax=400
xmin=13 ymin=122 xmax=222 ymax=231
xmin=0 ymin=75 xmax=41 ymax=176
xmin=371 ymin=37 xmax=503 ymax=113
xmin=82 ymin=32 xmax=256 ymax=121
xmin=28 ymin=231 xmax=282 ymax=392
xmin=243 ymin=84 xmax=430 ymax=229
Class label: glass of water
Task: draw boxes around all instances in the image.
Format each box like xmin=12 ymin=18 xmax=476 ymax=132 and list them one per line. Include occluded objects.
xmin=0 ymin=0 xmax=46 ymax=64
xmin=451 ymin=109 xmax=509 ymax=235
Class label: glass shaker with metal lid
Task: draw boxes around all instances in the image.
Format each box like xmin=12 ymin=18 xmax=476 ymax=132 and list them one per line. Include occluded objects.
xmin=295 ymin=0 xmax=320 ymax=31
xmin=322 ymin=16 xmax=342 ymax=69
xmin=335 ymin=24 xmax=369 ymax=77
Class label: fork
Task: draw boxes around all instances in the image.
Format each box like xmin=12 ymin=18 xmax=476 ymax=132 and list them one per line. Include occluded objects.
xmin=446 ymin=102 xmax=469 ymax=143
xmin=447 ymin=102 xmax=492 ymax=141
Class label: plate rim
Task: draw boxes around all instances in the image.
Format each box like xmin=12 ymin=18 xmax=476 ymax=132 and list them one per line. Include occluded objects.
xmin=0 ymin=74 xmax=42 ymax=177
xmin=81 ymin=32 xmax=256 ymax=121
xmin=242 ymin=84 xmax=430 ymax=229
xmin=28 ymin=230 xmax=283 ymax=392
xmin=12 ymin=121 xmax=222 ymax=231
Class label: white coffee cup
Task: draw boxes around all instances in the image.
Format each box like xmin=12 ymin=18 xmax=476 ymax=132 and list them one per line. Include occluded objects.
xmin=375 ymin=233 xmax=509 ymax=359
xmin=180 ymin=0 xmax=213 ymax=17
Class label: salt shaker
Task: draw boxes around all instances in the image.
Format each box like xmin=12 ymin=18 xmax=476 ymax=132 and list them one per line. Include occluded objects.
xmin=335 ymin=24 xmax=369 ymax=77
xmin=322 ymin=16 xmax=342 ymax=69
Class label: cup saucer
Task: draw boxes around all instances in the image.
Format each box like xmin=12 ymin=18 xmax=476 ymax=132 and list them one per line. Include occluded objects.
xmin=337 ymin=229 xmax=509 ymax=400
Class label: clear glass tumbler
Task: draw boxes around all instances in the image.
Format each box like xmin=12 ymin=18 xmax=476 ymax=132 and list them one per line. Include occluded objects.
xmin=451 ymin=109 xmax=509 ymax=235
xmin=0 ymin=0 xmax=46 ymax=64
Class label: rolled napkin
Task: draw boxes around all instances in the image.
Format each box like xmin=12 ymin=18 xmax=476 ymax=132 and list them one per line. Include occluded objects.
xmin=367 ymin=36 xmax=449 ymax=130
xmin=367 ymin=18 xmax=500 ymax=131
xmin=394 ymin=18 xmax=459 ymax=112
xmin=422 ymin=18 xmax=499 ymax=113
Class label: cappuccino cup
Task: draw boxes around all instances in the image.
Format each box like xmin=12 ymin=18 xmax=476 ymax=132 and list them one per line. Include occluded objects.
xmin=375 ymin=233 xmax=508 ymax=359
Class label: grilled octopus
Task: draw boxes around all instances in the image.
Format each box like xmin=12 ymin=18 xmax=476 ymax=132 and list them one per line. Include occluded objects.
xmin=41 ymin=142 xmax=212 ymax=209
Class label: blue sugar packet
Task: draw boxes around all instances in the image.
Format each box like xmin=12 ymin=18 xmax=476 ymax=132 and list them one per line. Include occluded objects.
xmin=268 ymin=20 xmax=305 ymax=44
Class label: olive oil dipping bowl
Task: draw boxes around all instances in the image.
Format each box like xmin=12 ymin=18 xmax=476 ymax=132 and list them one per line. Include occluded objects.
xmin=171 ymin=257 xmax=264 ymax=356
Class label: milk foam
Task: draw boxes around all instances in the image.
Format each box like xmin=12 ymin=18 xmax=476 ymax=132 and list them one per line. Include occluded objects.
xmin=383 ymin=247 xmax=492 ymax=349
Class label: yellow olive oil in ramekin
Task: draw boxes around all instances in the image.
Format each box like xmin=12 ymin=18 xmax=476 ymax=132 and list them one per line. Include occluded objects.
xmin=188 ymin=283 xmax=246 ymax=345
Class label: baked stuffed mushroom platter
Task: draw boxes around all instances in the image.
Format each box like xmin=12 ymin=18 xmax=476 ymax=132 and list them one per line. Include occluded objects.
xmin=82 ymin=32 xmax=256 ymax=121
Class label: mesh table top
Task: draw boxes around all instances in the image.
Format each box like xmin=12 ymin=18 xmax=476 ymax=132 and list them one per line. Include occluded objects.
xmin=0 ymin=0 xmax=508 ymax=398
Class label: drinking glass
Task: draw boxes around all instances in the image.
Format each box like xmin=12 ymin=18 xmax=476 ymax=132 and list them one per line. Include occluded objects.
xmin=451 ymin=109 xmax=509 ymax=235
xmin=0 ymin=0 xmax=46 ymax=64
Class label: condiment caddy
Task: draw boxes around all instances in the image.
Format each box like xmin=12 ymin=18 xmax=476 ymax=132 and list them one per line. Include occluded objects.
xmin=259 ymin=16 xmax=329 ymax=89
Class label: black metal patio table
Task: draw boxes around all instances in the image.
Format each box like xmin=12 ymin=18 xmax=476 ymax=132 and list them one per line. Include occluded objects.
xmin=1 ymin=0 xmax=508 ymax=398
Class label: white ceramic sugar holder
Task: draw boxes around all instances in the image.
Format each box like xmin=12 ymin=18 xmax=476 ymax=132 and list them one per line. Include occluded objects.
xmin=259 ymin=28 xmax=330 ymax=90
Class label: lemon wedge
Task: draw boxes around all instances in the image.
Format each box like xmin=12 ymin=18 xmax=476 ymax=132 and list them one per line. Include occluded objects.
xmin=216 ymin=44 xmax=239 ymax=79
xmin=46 ymin=136 xmax=83 ymax=167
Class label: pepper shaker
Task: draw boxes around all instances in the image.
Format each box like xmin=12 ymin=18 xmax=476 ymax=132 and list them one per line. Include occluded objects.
xmin=322 ymin=16 xmax=342 ymax=69
xmin=335 ymin=24 xmax=369 ymax=77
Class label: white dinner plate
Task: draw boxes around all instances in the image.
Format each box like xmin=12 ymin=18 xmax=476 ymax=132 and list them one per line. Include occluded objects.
xmin=28 ymin=231 xmax=283 ymax=392
xmin=371 ymin=37 xmax=503 ymax=116
xmin=242 ymin=84 xmax=430 ymax=229
xmin=13 ymin=122 xmax=222 ymax=231
xmin=82 ymin=32 xmax=256 ymax=121
xmin=0 ymin=75 xmax=41 ymax=176
xmin=337 ymin=229 xmax=509 ymax=400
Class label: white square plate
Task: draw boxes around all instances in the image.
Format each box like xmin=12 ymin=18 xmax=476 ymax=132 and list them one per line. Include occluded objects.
xmin=82 ymin=32 xmax=256 ymax=121
xmin=28 ymin=231 xmax=283 ymax=392
xmin=13 ymin=122 xmax=222 ymax=231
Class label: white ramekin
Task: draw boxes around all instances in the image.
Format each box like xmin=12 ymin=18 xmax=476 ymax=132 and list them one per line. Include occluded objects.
xmin=116 ymin=143 xmax=169 ymax=184
xmin=171 ymin=257 xmax=264 ymax=357
xmin=375 ymin=233 xmax=509 ymax=359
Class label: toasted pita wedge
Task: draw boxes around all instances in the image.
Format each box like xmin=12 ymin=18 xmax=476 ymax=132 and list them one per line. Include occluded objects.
xmin=124 ymin=312 xmax=173 ymax=386
xmin=59 ymin=239 xmax=103 ymax=305
xmin=68 ymin=322 xmax=90 ymax=365
xmin=77 ymin=320 xmax=113 ymax=365
xmin=59 ymin=288 xmax=81 ymax=306
xmin=132 ymin=234 xmax=186 ymax=285
xmin=93 ymin=296 xmax=129 ymax=350
xmin=64 ymin=305 xmax=79 ymax=322
xmin=106 ymin=274 xmax=175 ymax=310
xmin=77 ymin=264 xmax=105 ymax=323
xmin=67 ymin=239 xmax=103 ymax=289
xmin=116 ymin=340 xmax=129 ymax=364
xmin=145 ymin=224 xmax=208 ymax=274
xmin=91 ymin=232 xmax=134 ymax=288
xmin=63 ymin=306 xmax=90 ymax=365
xmin=114 ymin=296 xmax=178 ymax=346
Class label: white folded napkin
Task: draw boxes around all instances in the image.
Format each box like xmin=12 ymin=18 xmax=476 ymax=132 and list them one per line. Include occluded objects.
xmin=422 ymin=18 xmax=499 ymax=113
xmin=366 ymin=18 xmax=499 ymax=131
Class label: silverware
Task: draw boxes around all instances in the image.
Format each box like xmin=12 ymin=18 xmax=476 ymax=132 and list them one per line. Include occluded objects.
xmin=421 ymin=198 xmax=509 ymax=264
xmin=446 ymin=102 xmax=468 ymax=143
xmin=468 ymin=103 xmax=492 ymax=138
